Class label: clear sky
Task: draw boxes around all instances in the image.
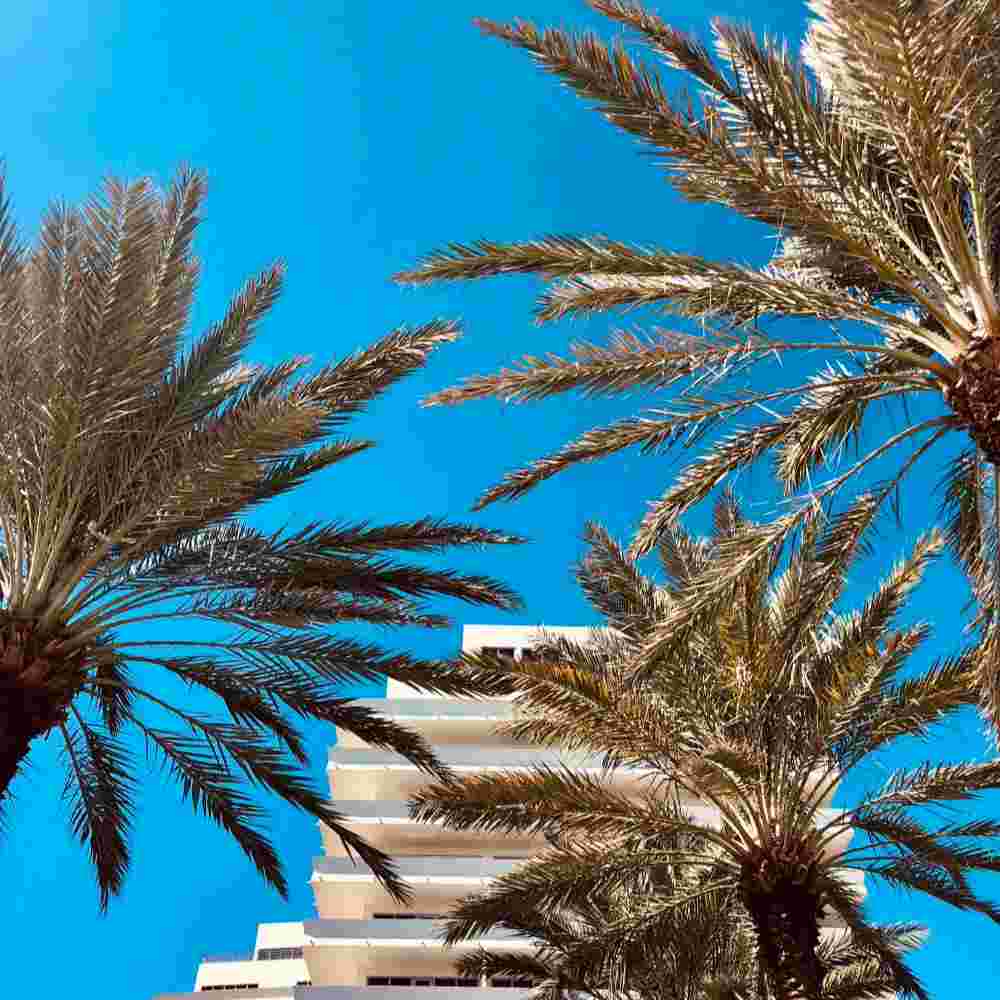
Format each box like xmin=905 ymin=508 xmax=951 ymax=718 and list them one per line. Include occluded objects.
xmin=1 ymin=1 xmax=997 ymax=998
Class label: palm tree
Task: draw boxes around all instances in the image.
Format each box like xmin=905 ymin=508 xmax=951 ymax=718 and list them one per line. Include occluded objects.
xmin=445 ymin=832 xmax=924 ymax=1000
xmin=411 ymin=496 xmax=1000 ymax=1000
xmin=395 ymin=0 xmax=1000 ymax=724
xmin=449 ymin=827 xmax=760 ymax=1000
xmin=0 ymin=168 xmax=523 ymax=908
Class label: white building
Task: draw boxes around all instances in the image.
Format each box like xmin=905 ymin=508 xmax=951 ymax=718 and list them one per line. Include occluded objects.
xmin=154 ymin=625 xmax=863 ymax=1000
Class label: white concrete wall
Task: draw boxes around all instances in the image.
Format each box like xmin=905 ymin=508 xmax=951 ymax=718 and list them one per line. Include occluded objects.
xmin=385 ymin=624 xmax=596 ymax=699
xmin=184 ymin=621 xmax=864 ymax=995
xmin=460 ymin=623 xmax=595 ymax=652
xmin=253 ymin=923 xmax=306 ymax=951
xmin=303 ymin=942 xmax=524 ymax=987
xmin=194 ymin=957 xmax=307 ymax=992
xmin=320 ymin=818 xmax=541 ymax=859
xmin=312 ymin=877 xmax=508 ymax=920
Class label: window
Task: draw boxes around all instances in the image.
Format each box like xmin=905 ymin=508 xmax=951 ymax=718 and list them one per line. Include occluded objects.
xmin=365 ymin=977 xmax=481 ymax=988
xmin=480 ymin=646 xmax=515 ymax=659
xmin=519 ymin=646 xmax=542 ymax=662
xmin=199 ymin=985 xmax=260 ymax=992
xmin=256 ymin=946 xmax=303 ymax=960
xmin=371 ymin=912 xmax=443 ymax=919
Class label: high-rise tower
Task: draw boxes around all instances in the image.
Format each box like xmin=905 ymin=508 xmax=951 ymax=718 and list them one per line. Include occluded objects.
xmin=154 ymin=624 xmax=863 ymax=999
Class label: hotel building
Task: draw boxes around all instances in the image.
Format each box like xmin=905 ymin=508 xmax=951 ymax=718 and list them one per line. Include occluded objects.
xmin=153 ymin=624 xmax=863 ymax=1000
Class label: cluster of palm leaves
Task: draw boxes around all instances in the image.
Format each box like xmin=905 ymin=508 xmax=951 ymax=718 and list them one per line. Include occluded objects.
xmin=396 ymin=0 xmax=1000 ymax=734
xmin=447 ymin=830 xmax=924 ymax=1000
xmin=389 ymin=7 xmax=1000 ymax=988
xmin=388 ymin=0 xmax=1000 ymax=997
xmin=11 ymin=1 xmax=1000 ymax=998
xmin=0 ymin=169 xmax=524 ymax=906
xmin=413 ymin=500 xmax=999 ymax=1000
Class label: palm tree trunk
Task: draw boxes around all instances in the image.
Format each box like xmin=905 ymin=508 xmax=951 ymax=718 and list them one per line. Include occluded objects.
xmin=746 ymin=896 xmax=823 ymax=1000
xmin=0 ymin=730 xmax=35 ymax=797
xmin=0 ymin=620 xmax=79 ymax=798
xmin=994 ymin=464 xmax=999 ymax=639
xmin=0 ymin=690 xmax=51 ymax=798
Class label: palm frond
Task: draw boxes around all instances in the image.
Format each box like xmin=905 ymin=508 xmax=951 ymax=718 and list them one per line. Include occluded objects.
xmin=410 ymin=765 xmax=667 ymax=841
xmin=58 ymin=712 xmax=136 ymax=911
xmin=939 ymin=447 xmax=987 ymax=575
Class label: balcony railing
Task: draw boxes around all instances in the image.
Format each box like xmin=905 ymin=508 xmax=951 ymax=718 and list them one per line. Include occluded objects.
xmin=328 ymin=745 xmax=619 ymax=770
xmin=313 ymin=856 xmax=523 ymax=879
xmin=349 ymin=699 xmax=517 ymax=720
xmin=303 ymin=918 xmax=526 ymax=942
xmin=157 ymin=990 xmax=530 ymax=1000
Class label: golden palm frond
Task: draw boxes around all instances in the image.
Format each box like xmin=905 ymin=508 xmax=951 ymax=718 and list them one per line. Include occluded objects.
xmin=409 ymin=501 xmax=1000 ymax=999
xmin=396 ymin=0 xmax=1000 ymax=732
xmin=0 ymin=170 xmax=524 ymax=909
xmin=446 ymin=839 xmax=925 ymax=1000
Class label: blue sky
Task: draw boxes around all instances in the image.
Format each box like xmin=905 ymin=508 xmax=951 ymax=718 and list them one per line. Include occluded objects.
xmin=2 ymin=1 xmax=998 ymax=997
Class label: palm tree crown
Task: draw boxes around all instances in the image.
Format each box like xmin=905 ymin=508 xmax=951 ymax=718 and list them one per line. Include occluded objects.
xmin=412 ymin=497 xmax=1000 ymax=1000
xmin=0 ymin=169 xmax=522 ymax=907
xmin=396 ymin=0 xmax=1000 ymax=726
xmin=444 ymin=829 xmax=922 ymax=1000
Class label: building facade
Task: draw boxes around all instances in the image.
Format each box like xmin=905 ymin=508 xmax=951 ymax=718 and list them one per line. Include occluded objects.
xmin=154 ymin=624 xmax=864 ymax=1000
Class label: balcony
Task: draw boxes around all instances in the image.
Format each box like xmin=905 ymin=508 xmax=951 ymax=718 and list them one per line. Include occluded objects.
xmin=154 ymin=992 xmax=293 ymax=1000
xmin=329 ymin=745 xmax=609 ymax=769
xmin=302 ymin=990 xmax=532 ymax=999
xmin=303 ymin=918 xmax=525 ymax=944
xmin=347 ymin=700 xmax=516 ymax=720
xmin=319 ymin=801 xmax=542 ymax=859
xmin=310 ymin=856 xmax=529 ymax=918
xmin=327 ymin=744 xmax=657 ymax=802
xmin=156 ymin=990 xmax=530 ymax=1000
xmin=335 ymin=700 xmax=520 ymax=750
xmin=313 ymin=856 xmax=523 ymax=880
xmin=301 ymin=919 xmax=531 ymax=987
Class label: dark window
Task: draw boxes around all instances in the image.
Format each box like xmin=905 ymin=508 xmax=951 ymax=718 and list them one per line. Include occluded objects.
xmin=480 ymin=646 xmax=515 ymax=659
xmin=256 ymin=946 xmax=303 ymax=960
xmin=371 ymin=912 xmax=442 ymax=919
xmin=519 ymin=646 xmax=542 ymax=662
xmin=365 ymin=977 xmax=482 ymax=989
